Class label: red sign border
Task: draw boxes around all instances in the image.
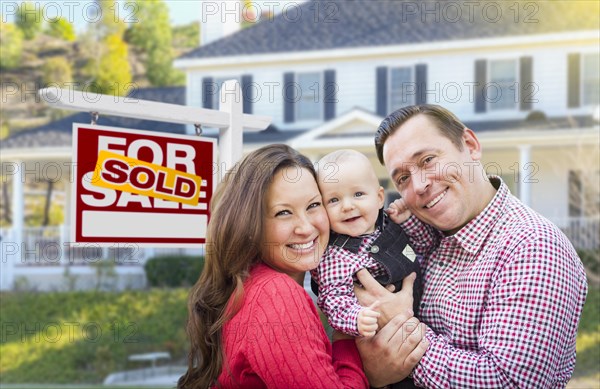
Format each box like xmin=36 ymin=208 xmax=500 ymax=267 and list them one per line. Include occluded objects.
xmin=71 ymin=123 xmax=216 ymax=248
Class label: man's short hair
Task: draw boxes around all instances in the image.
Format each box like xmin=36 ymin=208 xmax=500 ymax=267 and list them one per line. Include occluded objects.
xmin=375 ymin=104 xmax=467 ymax=164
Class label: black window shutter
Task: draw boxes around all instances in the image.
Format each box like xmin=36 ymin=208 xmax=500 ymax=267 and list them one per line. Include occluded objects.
xmin=474 ymin=60 xmax=487 ymax=113
xmin=520 ymin=57 xmax=533 ymax=111
xmin=324 ymin=69 xmax=336 ymax=120
xmin=202 ymin=77 xmax=214 ymax=109
xmin=415 ymin=64 xmax=427 ymax=105
xmin=283 ymin=72 xmax=295 ymax=123
xmin=568 ymin=53 xmax=581 ymax=108
xmin=376 ymin=66 xmax=388 ymax=116
xmin=241 ymin=74 xmax=253 ymax=114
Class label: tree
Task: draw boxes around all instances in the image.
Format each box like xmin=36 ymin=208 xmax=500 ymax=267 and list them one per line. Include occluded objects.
xmin=241 ymin=0 xmax=256 ymax=29
xmin=46 ymin=17 xmax=76 ymax=41
xmin=42 ymin=57 xmax=73 ymax=87
xmin=96 ymin=0 xmax=127 ymax=38
xmin=0 ymin=22 xmax=24 ymax=69
xmin=172 ymin=21 xmax=200 ymax=49
xmin=146 ymin=49 xmax=184 ymax=86
xmin=126 ymin=0 xmax=182 ymax=86
xmin=82 ymin=0 xmax=127 ymax=82
xmin=241 ymin=0 xmax=272 ymax=29
xmin=15 ymin=2 xmax=43 ymax=39
xmin=89 ymin=33 xmax=132 ymax=96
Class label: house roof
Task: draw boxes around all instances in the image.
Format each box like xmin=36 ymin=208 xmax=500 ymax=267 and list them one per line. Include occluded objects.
xmin=196 ymin=124 xmax=306 ymax=145
xmin=1 ymin=87 xmax=187 ymax=150
xmin=180 ymin=0 xmax=599 ymax=60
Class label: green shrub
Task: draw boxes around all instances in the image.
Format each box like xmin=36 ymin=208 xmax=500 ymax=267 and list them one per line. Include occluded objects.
xmin=577 ymin=249 xmax=600 ymax=275
xmin=144 ymin=255 xmax=204 ymax=287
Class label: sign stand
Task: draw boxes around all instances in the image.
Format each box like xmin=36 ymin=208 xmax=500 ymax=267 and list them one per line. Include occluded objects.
xmin=39 ymin=80 xmax=271 ymax=172
xmin=35 ymin=81 xmax=271 ymax=247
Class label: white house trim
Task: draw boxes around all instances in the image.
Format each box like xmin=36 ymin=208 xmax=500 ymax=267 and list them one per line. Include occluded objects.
xmin=0 ymin=148 xmax=73 ymax=161
xmin=476 ymin=127 xmax=600 ymax=149
xmin=290 ymin=108 xmax=382 ymax=146
xmin=174 ymin=31 xmax=599 ymax=70
xmin=290 ymin=114 xmax=600 ymax=153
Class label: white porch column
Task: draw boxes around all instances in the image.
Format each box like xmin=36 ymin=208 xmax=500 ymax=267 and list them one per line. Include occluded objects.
xmin=2 ymin=161 xmax=24 ymax=290
xmin=518 ymin=145 xmax=532 ymax=207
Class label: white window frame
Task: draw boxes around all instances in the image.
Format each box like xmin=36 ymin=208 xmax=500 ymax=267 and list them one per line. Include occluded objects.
xmin=213 ymin=76 xmax=240 ymax=109
xmin=582 ymin=52 xmax=600 ymax=107
xmin=295 ymin=72 xmax=322 ymax=122
xmin=488 ymin=59 xmax=518 ymax=111
xmin=388 ymin=66 xmax=415 ymax=112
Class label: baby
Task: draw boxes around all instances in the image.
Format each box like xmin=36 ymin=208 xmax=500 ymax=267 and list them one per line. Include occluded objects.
xmin=311 ymin=149 xmax=423 ymax=337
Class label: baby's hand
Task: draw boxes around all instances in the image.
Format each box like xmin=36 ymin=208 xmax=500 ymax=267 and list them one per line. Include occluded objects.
xmin=386 ymin=198 xmax=411 ymax=224
xmin=357 ymin=301 xmax=380 ymax=337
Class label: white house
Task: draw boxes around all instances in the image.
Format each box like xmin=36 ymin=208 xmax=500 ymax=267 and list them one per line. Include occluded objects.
xmin=175 ymin=0 xmax=600 ymax=248
xmin=1 ymin=0 xmax=598 ymax=290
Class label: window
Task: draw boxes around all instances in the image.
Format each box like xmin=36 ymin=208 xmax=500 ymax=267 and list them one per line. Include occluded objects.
xmin=489 ymin=59 xmax=517 ymax=110
xmin=296 ymin=72 xmax=321 ymax=121
xmin=389 ymin=67 xmax=414 ymax=110
xmin=582 ymin=53 xmax=600 ymax=106
xmin=212 ymin=77 xmax=239 ymax=108
xmin=284 ymin=70 xmax=336 ymax=123
xmin=377 ymin=64 xmax=426 ymax=116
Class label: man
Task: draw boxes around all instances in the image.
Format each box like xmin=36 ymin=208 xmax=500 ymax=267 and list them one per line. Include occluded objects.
xmin=355 ymin=104 xmax=588 ymax=388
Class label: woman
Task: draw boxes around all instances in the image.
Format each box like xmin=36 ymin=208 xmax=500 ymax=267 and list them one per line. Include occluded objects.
xmin=178 ymin=144 xmax=369 ymax=388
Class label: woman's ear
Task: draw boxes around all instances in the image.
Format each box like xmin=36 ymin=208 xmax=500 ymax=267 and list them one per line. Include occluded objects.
xmin=463 ymin=128 xmax=482 ymax=161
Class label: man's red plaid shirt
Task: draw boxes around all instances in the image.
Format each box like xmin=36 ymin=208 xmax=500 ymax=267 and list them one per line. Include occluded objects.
xmin=405 ymin=177 xmax=588 ymax=388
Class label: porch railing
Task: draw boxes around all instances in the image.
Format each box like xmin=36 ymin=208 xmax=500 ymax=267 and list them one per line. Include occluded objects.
xmin=2 ymin=226 xmax=198 ymax=267
xmin=3 ymin=217 xmax=596 ymax=268
xmin=554 ymin=216 xmax=600 ymax=251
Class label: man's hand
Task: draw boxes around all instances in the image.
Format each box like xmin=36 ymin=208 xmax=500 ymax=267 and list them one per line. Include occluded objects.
xmin=356 ymin=312 xmax=429 ymax=387
xmin=354 ymin=269 xmax=415 ymax=327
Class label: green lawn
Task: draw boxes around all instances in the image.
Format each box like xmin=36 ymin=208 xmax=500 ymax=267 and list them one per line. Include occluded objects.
xmin=0 ymin=287 xmax=597 ymax=386
xmin=0 ymin=289 xmax=189 ymax=384
xmin=572 ymin=287 xmax=600 ymax=382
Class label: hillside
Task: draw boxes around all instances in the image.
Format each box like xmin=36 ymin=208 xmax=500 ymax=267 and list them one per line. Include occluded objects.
xmin=0 ymin=22 xmax=199 ymax=138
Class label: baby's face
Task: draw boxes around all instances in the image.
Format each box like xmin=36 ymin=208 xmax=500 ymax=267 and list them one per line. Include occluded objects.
xmin=319 ymin=158 xmax=384 ymax=237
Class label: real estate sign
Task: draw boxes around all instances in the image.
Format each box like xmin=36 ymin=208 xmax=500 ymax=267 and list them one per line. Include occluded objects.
xmin=72 ymin=124 xmax=216 ymax=246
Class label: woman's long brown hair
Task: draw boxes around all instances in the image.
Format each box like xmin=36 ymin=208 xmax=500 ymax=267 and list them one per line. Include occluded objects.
xmin=177 ymin=144 xmax=317 ymax=389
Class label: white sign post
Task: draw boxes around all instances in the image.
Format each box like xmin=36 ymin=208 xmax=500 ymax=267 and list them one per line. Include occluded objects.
xmin=39 ymin=81 xmax=270 ymax=175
